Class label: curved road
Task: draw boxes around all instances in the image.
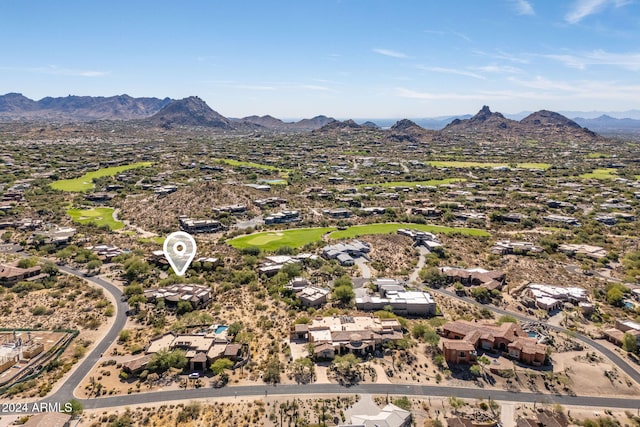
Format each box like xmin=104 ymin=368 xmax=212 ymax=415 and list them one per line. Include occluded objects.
xmin=15 ymin=264 xmax=639 ymax=414
xmin=429 ymin=288 xmax=640 ymax=385
xmin=41 ymin=265 xmax=129 ymax=405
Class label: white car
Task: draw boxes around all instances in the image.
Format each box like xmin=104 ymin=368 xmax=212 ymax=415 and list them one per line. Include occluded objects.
xmin=188 ymin=372 xmax=200 ymax=380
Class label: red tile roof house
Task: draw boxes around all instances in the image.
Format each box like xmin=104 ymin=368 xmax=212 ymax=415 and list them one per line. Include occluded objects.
xmin=441 ymin=320 xmax=547 ymax=366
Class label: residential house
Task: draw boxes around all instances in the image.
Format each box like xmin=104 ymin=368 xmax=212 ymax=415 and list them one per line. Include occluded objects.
xmin=603 ymin=319 xmax=640 ymax=347
xmin=179 ymin=216 xmax=224 ymax=233
xmin=355 ymin=279 xmax=437 ymax=316
xmin=557 ymin=244 xmax=607 ymax=259
xmin=323 ymin=208 xmax=352 ymax=219
xmin=143 ymin=284 xmax=212 ymax=310
xmin=440 ymin=267 xmax=506 ymax=291
xmin=145 ymin=327 xmax=245 ymax=373
xmin=341 ymin=403 xmax=411 ymax=427
xmin=322 ymin=240 xmax=370 ymax=266
xmin=410 ymin=206 xmax=443 ymax=217
xmin=290 ymin=315 xmax=403 ymax=359
xmin=441 ymin=320 xmax=547 ymax=366
xmin=254 ymin=197 xmax=286 ymax=208
xmin=264 ymin=210 xmax=301 ymax=225
xmin=543 ymin=214 xmax=580 ymax=226
xmin=523 ymin=283 xmax=589 ymax=312
xmin=0 ymin=263 xmax=43 ymax=286
xmin=258 ymin=255 xmax=301 ymax=276
xmin=490 ymin=240 xmax=543 ymax=255
xmin=397 ymin=228 xmax=442 ymax=249
xmin=297 ymin=286 xmax=330 ymax=307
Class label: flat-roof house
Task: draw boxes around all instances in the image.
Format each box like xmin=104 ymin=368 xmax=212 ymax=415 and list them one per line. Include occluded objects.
xmin=297 ymin=286 xmax=330 ymax=308
xmin=144 ymin=284 xmax=212 ymax=310
xmin=337 ymin=253 xmax=354 ymax=266
xmin=290 ymin=315 xmax=402 ymax=358
xmin=264 ymin=210 xmax=300 ymax=225
xmin=179 ymin=216 xmax=224 ymax=234
xmin=355 ymin=281 xmax=437 ymax=317
xmin=323 ymin=208 xmax=352 ymax=218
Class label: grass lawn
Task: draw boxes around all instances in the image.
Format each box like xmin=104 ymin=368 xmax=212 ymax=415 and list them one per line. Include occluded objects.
xmin=258 ymin=179 xmax=288 ymax=185
xmin=214 ymin=158 xmax=290 ymax=172
xmin=67 ymin=207 xmax=124 ymax=230
xmin=138 ymin=236 xmax=165 ymax=245
xmin=578 ymin=168 xmax=618 ymax=179
xmin=328 ymin=223 xmax=490 ymax=239
xmin=227 ymin=227 xmax=336 ymax=251
xmin=50 ymin=162 xmax=152 ymax=192
xmin=360 ymin=178 xmax=465 ymax=188
xmin=427 ymin=161 xmax=551 ymax=170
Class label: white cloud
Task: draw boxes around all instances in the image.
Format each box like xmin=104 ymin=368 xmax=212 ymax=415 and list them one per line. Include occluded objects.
xmin=510 ymin=0 xmax=535 ymax=15
xmin=417 ymin=65 xmax=485 ymax=79
xmin=372 ymin=48 xmax=408 ymax=59
xmin=424 ymin=30 xmax=472 ymax=42
xmin=395 ymin=87 xmax=485 ymax=100
xmin=473 ymin=49 xmax=531 ymax=64
xmin=508 ymin=76 xmax=640 ymax=100
xmin=473 ymin=65 xmax=523 ymax=73
xmin=543 ymin=50 xmax=640 ymax=70
xmin=4 ymin=65 xmax=110 ymax=77
xmin=565 ymin=0 xmax=631 ymax=24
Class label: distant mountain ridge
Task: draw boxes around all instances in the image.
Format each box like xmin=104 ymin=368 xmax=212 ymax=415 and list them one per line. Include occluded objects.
xmin=1 ymin=92 xmax=633 ymax=136
xmin=239 ymin=114 xmax=335 ymax=131
xmin=442 ymin=105 xmax=600 ymax=141
xmin=0 ymin=93 xmax=171 ymax=120
xmin=572 ymin=115 xmax=640 ymax=134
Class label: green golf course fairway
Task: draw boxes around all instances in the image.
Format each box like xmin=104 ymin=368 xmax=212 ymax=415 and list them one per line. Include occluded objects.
xmin=427 ymin=161 xmax=551 ymax=170
xmin=328 ymin=223 xmax=490 ymax=239
xmin=228 ymin=227 xmax=336 ymax=251
xmin=67 ymin=207 xmax=124 ymax=230
xmin=50 ymin=162 xmax=153 ymax=192
xmin=578 ymin=168 xmax=618 ymax=180
xmin=227 ymin=222 xmax=489 ymax=251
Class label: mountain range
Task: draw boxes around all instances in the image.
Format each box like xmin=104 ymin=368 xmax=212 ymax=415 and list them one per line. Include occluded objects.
xmin=0 ymin=92 xmax=637 ymax=136
xmin=0 ymin=93 xmax=171 ymax=121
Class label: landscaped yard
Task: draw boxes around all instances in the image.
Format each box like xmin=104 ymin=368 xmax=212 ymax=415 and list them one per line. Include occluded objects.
xmin=360 ymin=178 xmax=465 ymax=188
xmin=579 ymin=168 xmax=618 ymax=179
xmin=227 ymin=223 xmax=489 ymax=251
xmin=427 ymin=161 xmax=551 ymax=169
xmin=50 ymin=162 xmax=153 ymax=192
xmin=227 ymin=227 xmax=336 ymax=251
xmin=328 ymin=223 xmax=490 ymax=239
xmin=67 ymin=207 xmax=124 ymax=230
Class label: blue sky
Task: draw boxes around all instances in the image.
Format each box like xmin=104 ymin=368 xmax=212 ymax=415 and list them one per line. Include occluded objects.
xmin=1 ymin=0 xmax=639 ymax=119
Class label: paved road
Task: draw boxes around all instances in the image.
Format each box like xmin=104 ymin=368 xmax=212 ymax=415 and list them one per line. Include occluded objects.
xmin=77 ymin=383 xmax=640 ymax=410
xmin=42 ymin=265 xmax=129 ymax=404
xmin=430 ymin=288 xmax=640 ymax=385
xmin=11 ymin=261 xmax=640 ymax=414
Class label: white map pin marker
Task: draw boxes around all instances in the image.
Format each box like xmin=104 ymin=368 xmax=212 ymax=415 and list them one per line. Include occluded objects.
xmin=163 ymin=231 xmax=197 ymax=276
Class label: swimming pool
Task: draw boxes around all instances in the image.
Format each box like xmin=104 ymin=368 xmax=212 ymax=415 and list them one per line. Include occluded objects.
xmin=215 ymin=325 xmax=228 ymax=334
